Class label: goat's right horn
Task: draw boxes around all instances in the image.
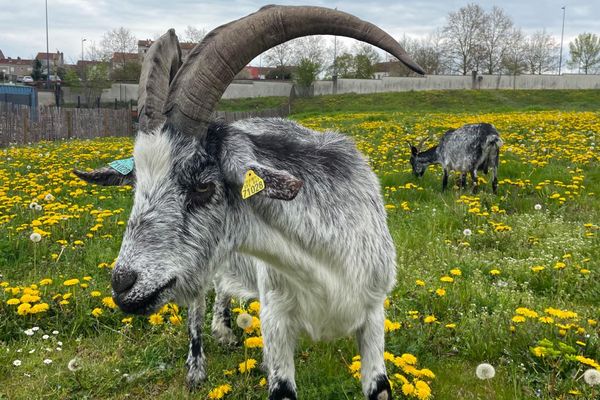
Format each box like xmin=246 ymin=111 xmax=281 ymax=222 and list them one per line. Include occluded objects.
xmin=164 ymin=5 xmax=425 ymax=138
xmin=138 ymin=29 xmax=182 ymax=132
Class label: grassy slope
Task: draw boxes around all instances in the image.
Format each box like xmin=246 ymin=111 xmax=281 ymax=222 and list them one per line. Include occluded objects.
xmin=1 ymin=90 xmax=599 ymax=400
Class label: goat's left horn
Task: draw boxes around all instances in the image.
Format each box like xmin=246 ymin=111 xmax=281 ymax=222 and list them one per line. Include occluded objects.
xmin=164 ymin=5 xmax=425 ymax=137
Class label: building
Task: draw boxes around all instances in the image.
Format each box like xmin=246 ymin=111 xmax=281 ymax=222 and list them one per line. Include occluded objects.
xmin=36 ymin=51 xmax=64 ymax=76
xmin=138 ymin=39 xmax=197 ymax=61
xmin=0 ymin=50 xmax=5 ymax=59
xmin=0 ymin=57 xmax=34 ymax=80
xmin=111 ymin=52 xmax=139 ymax=69
xmin=373 ymin=61 xmax=413 ymax=79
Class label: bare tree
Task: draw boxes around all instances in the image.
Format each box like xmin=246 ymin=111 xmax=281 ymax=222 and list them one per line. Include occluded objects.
xmin=263 ymin=42 xmax=295 ymax=68
xmin=480 ymin=6 xmax=514 ymax=74
xmin=524 ymin=30 xmax=558 ymax=74
xmin=292 ymin=36 xmax=326 ymax=66
xmin=443 ymin=3 xmax=486 ymax=75
xmin=501 ymin=28 xmax=528 ymax=75
xmin=398 ymin=31 xmax=447 ymax=75
xmin=352 ymin=42 xmax=381 ymax=65
xmin=85 ymin=41 xmax=105 ymax=62
xmin=568 ymin=32 xmax=600 ymax=74
xmin=184 ymin=25 xmax=206 ymax=43
xmin=100 ymin=27 xmax=137 ymax=65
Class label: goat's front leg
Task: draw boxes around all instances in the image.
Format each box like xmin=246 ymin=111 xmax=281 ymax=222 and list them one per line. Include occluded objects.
xmin=261 ymin=302 xmax=298 ymax=400
xmin=186 ymin=295 xmax=207 ymax=389
xmin=470 ymin=170 xmax=479 ymax=194
xmin=491 ymin=165 xmax=498 ymax=194
xmin=357 ymin=306 xmax=392 ymax=400
xmin=460 ymin=172 xmax=467 ymax=189
xmin=211 ymin=290 xmax=237 ymax=345
xmin=442 ymin=168 xmax=449 ymax=191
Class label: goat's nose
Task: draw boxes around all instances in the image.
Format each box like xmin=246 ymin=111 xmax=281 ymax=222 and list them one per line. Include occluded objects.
xmin=112 ymin=269 xmax=138 ymax=294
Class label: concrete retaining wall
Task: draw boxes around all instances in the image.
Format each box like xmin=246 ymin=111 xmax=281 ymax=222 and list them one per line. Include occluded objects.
xmin=314 ymin=74 xmax=600 ymax=96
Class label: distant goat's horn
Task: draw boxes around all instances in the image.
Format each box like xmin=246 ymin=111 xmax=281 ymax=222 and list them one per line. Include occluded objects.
xmin=164 ymin=5 xmax=425 ymax=138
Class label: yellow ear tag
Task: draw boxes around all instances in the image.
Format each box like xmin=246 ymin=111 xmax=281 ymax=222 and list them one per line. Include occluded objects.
xmin=241 ymin=170 xmax=265 ymax=199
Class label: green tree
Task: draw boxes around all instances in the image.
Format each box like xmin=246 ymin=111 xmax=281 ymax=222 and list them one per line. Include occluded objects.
xmin=294 ymin=58 xmax=320 ymax=95
xmin=353 ymin=54 xmax=375 ymax=79
xmin=568 ymin=33 xmax=600 ymax=74
xmin=31 ymin=59 xmax=43 ymax=81
xmin=331 ymin=53 xmax=355 ymax=78
xmin=62 ymin=69 xmax=81 ymax=87
xmin=111 ymin=61 xmax=142 ymax=82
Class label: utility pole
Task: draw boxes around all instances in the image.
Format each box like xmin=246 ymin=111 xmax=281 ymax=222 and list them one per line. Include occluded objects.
xmin=45 ymin=0 xmax=51 ymax=88
xmin=558 ymin=6 xmax=566 ymax=75
xmin=81 ymin=38 xmax=87 ymax=80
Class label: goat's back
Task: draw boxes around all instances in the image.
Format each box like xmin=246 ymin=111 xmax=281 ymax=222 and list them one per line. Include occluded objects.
xmin=438 ymin=123 xmax=502 ymax=172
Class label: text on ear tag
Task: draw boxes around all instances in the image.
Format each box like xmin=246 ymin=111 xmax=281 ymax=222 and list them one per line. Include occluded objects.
xmin=108 ymin=157 xmax=134 ymax=175
xmin=241 ymin=170 xmax=265 ymax=199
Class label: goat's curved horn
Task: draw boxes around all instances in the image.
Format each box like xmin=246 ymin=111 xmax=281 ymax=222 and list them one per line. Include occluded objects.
xmin=138 ymin=29 xmax=182 ymax=132
xmin=164 ymin=5 xmax=425 ymax=137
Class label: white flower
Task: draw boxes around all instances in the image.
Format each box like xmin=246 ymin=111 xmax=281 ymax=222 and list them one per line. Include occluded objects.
xmin=52 ymin=330 xmax=59 ymax=335
xmin=29 ymin=202 xmax=38 ymax=209
xmin=44 ymin=194 xmax=54 ymax=201
xmin=534 ymin=204 xmax=542 ymax=211
xmin=34 ymin=204 xmax=43 ymax=211
xmin=42 ymin=334 xmax=49 ymax=340
xmin=16 ymin=349 xmax=22 ymax=353
xmin=29 ymin=232 xmax=42 ymax=243
xmin=28 ymin=349 xmax=35 ymax=354
xmin=13 ymin=360 xmax=22 ymax=367
xmin=236 ymin=313 xmax=253 ymax=330
xmin=475 ymin=363 xmax=496 ymax=380
xmin=57 ymin=341 xmax=63 ymax=346
xmin=43 ymin=359 xmax=53 ymax=365
xmin=67 ymin=357 xmax=82 ymax=372
xmin=32 ymin=327 xmax=40 ymax=331
xmin=56 ymin=347 xmax=62 ymax=351
xmin=24 ymin=329 xmax=35 ymax=336
xmin=463 ymin=228 xmax=472 ymax=236
xmin=583 ymin=368 xmax=600 ymax=386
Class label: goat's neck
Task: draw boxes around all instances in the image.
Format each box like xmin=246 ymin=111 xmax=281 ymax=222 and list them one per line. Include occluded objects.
xmin=417 ymin=146 xmax=440 ymax=165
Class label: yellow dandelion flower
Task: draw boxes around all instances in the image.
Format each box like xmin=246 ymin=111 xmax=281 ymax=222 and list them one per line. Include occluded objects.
xmin=63 ymin=278 xmax=80 ymax=286
xmin=435 ymin=288 xmax=446 ymax=296
xmin=489 ymin=269 xmax=501 ymax=276
xmin=207 ymin=384 xmax=232 ymax=399
xmin=424 ymin=315 xmax=437 ymax=324
xmin=149 ymin=313 xmax=164 ymax=325
xmin=90 ymin=291 xmax=101 ymax=297
xmin=440 ymin=276 xmax=454 ymax=283
xmin=102 ymin=297 xmax=117 ymax=309
xmin=91 ymin=307 xmax=103 ymax=317
xmin=169 ymin=315 xmax=183 ymax=325
xmin=17 ymin=303 xmax=32 ymax=315
xmin=6 ymin=298 xmax=20 ymax=305
xmin=238 ymin=358 xmax=257 ymax=373
xmin=39 ymin=278 xmax=53 ymax=286
xmin=449 ymin=269 xmax=462 ymax=276
xmin=415 ymin=279 xmax=426 ymax=286
xmin=244 ymin=336 xmax=264 ymax=348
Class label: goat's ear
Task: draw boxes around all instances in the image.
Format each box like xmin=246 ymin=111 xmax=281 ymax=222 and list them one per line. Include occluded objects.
xmin=246 ymin=165 xmax=303 ymax=201
xmin=410 ymin=145 xmax=418 ymax=156
xmin=73 ymin=167 xmax=135 ymax=187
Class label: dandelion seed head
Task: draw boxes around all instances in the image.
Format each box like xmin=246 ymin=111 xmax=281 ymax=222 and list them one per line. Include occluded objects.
xmin=475 ymin=363 xmax=495 ymax=380
xmin=583 ymin=368 xmax=600 ymax=386
xmin=236 ymin=313 xmax=253 ymax=330
xmin=24 ymin=329 xmax=34 ymax=336
xmin=68 ymin=357 xmax=82 ymax=372
xmin=30 ymin=232 xmax=42 ymax=243
xmin=534 ymin=203 xmax=542 ymax=210
xmin=463 ymin=228 xmax=472 ymax=236
xmin=43 ymin=359 xmax=53 ymax=365
xmin=13 ymin=359 xmax=22 ymax=367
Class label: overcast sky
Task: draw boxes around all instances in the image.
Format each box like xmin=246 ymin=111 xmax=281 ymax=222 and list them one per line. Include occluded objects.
xmin=0 ymin=0 xmax=597 ymax=65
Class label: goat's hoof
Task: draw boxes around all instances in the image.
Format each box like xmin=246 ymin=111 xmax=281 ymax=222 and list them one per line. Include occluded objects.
xmin=185 ymin=361 xmax=207 ymax=390
xmin=212 ymin=328 xmax=238 ymax=346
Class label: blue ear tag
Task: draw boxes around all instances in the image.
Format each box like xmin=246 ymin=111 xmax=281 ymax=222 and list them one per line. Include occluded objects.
xmin=108 ymin=157 xmax=135 ymax=175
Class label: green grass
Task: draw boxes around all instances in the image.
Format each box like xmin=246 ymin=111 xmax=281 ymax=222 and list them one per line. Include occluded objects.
xmin=1 ymin=91 xmax=599 ymax=399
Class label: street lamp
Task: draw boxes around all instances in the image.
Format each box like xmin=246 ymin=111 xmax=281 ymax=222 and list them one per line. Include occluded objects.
xmin=81 ymin=38 xmax=87 ymax=62
xmin=45 ymin=0 xmax=50 ymax=88
xmin=558 ymin=6 xmax=566 ymax=75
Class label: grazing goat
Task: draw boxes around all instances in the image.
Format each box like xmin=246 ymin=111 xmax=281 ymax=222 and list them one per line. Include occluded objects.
xmin=74 ymin=5 xmax=424 ymax=400
xmin=409 ymin=123 xmax=503 ymax=193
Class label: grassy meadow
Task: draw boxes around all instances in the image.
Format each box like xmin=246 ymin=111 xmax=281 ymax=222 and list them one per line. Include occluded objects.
xmin=1 ymin=90 xmax=599 ymax=399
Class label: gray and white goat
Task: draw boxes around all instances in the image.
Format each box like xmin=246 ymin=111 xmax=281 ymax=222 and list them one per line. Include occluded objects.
xmin=74 ymin=6 xmax=424 ymax=400
xmin=409 ymin=123 xmax=503 ymax=193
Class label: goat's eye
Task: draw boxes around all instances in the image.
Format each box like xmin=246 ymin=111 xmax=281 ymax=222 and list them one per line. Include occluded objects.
xmin=188 ymin=182 xmax=215 ymax=206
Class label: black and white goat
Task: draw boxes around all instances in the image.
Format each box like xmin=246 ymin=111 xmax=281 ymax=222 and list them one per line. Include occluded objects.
xmin=409 ymin=123 xmax=503 ymax=193
xmin=74 ymin=6 xmax=425 ymax=400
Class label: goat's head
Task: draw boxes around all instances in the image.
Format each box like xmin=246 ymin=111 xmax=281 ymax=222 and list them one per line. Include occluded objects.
xmin=408 ymin=136 xmax=430 ymax=177
xmin=74 ymin=5 xmax=424 ymax=315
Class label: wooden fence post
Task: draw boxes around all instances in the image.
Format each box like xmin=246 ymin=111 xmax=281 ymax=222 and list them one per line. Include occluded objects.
xmin=22 ymin=108 xmax=29 ymax=145
xmin=66 ymin=110 xmax=73 ymax=139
